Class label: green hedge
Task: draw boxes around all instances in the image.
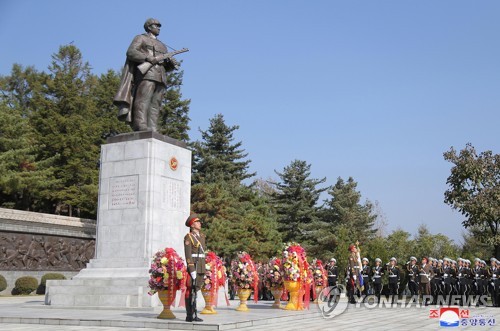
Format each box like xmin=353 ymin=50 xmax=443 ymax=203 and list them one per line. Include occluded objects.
xmin=13 ymin=276 xmax=38 ymax=295
xmin=0 ymin=275 xmax=7 ymax=292
xmin=37 ymin=273 xmax=66 ymax=294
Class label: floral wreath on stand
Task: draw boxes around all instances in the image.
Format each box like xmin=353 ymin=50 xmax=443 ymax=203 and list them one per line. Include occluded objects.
xmin=266 ymin=257 xmax=284 ymax=289
xmin=231 ymin=251 xmax=259 ymax=303
xmin=148 ymin=247 xmax=188 ymax=306
xmin=312 ymin=258 xmax=328 ymax=300
xmin=282 ymin=242 xmax=311 ymax=309
xmin=202 ymin=251 xmax=230 ymax=306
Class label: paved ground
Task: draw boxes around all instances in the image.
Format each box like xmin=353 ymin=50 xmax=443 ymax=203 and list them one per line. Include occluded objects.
xmin=0 ymin=295 xmax=498 ymax=330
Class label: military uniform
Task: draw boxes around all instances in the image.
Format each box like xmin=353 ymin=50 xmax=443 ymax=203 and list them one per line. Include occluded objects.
xmin=431 ymin=260 xmax=443 ymax=303
xmin=346 ymin=251 xmax=359 ymax=304
xmin=184 ymin=215 xmax=206 ymax=322
xmin=419 ymin=258 xmax=433 ymax=305
xmin=442 ymin=258 xmax=455 ymax=302
xmin=406 ymin=257 xmax=419 ymax=297
xmin=372 ymin=259 xmax=384 ymax=303
xmin=387 ymin=258 xmax=400 ymax=304
xmin=361 ymin=259 xmax=371 ymax=298
xmin=489 ymin=259 xmax=500 ymax=307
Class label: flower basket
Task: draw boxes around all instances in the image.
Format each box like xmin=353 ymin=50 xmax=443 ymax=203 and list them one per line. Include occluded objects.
xmin=148 ymin=247 xmax=187 ymax=319
xmin=231 ymin=251 xmax=259 ymax=311
xmin=200 ymin=251 xmax=228 ymax=314
xmin=266 ymin=257 xmax=284 ymax=308
xmin=281 ymin=242 xmax=310 ymax=310
xmin=312 ymin=259 xmax=327 ymax=303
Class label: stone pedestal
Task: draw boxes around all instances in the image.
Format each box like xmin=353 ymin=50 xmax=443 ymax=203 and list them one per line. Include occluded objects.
xmin=45 ymin=132 xmax=191 ymax=308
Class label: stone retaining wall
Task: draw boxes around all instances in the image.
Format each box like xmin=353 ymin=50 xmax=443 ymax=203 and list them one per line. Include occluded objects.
xmin=0 ymin=208 xmax=96 ymax=295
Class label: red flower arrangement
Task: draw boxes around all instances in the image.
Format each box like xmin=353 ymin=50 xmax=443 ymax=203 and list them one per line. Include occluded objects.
xmin=148 ymin=247 xmax=187 ymax=305
xmin=231 ymin=251 xmax=259 ymax=303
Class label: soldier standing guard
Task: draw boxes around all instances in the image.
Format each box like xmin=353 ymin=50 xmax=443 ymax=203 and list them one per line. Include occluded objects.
xmin=184 ymin=214 xmax=206 ymax=322
xmin=489 ymin=258 xmax=500 ymax=307
xmin=372 ymin=258 xmax=384 ymax=303
xmin=361 ymin=258 xmax=371 ymax=300
xmin=326 ymin=258 xmax=339 ymax=301
xmin=346 ymin=244 xmax=360 ymax=304
xmin=386 ymin=257 xmax=400 ymax=304
xmin=419 ymin=257 xmax=434 ymax=306
xmin=406 ymin=256 xmax=419 ymax=297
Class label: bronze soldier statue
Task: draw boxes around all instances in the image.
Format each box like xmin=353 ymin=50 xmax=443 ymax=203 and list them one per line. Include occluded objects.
xmin=114 ymin=18 xmax=185 ymax=132
xmin=184 ymin=214 xmax=206 ymax=322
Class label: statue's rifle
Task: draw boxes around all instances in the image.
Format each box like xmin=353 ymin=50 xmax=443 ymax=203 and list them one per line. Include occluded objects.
xmin=137 ymin=48 xmax=189 ymax=74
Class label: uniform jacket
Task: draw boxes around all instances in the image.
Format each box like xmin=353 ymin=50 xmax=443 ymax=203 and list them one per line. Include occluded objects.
xmin=184 ymin=231 xmax=207 ymax=274
xmin=419 ymin=263 xmax=433 ymax=284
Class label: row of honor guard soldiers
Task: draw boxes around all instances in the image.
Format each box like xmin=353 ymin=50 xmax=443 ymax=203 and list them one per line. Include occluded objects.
xmin=325 ymin=256 xmax=500 ymax=306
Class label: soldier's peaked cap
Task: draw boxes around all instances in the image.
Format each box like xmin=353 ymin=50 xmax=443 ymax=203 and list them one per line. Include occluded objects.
xmin=185 ymin=214 xmax=200 ymax=227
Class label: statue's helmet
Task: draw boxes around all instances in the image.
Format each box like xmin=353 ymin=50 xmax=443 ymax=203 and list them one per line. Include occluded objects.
xmin=144 ymin=18 xmax=161 ymax=32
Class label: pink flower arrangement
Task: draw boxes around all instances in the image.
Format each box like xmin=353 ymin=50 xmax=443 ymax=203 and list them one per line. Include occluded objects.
xmin=231 ymin=251 xmax=259 ymax=302
xmin=265 ymin=257 xmax=284 ymax=289
xmin=148 ymin=247 xmax=187 ymax=297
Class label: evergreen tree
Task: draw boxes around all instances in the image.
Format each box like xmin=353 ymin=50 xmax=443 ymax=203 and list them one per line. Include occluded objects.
xmin=0 ymin=101 xmax=58 ymax=210
xmin=192 ymin=114 xmax=255 ymax=184
xmin=29 ymin=45 xmax=101 ymax=217
xmin=270 ymin=159 xmax=328 ymax=246
xmin=93 ymin=69 xmax=131 ymax=139
xmin=323 ymin=177 xmax=377 ymax=244
xmin=157 ymin=70 xmax=191 ymax=142
xmin=191 ymin=180 xmax=281 ymax=260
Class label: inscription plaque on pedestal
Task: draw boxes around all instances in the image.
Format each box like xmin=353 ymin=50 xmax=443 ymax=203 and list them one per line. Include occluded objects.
xmin=109 ymin=175 xmax=138 ymax=209
xmin=162 ymin=177 xmax=182 ymax=210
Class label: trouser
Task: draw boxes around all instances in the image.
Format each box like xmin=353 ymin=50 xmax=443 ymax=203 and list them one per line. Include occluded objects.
xmin=419 ymin=282 xmax=430 ymax=305
xmin=474 ymin=280 xmax=484 ymax=306
xmin=408 ymin=281 xmax=418 ymax=296
xmin=132 ymin=79 xmax=165 ymax=131
xmin=388 ymin=282 xmax=398 ymax=303
xmin=347 ymin=279 xmax=356 ymax=303
xmin=373 ymin=282 xmax=382 ymax=302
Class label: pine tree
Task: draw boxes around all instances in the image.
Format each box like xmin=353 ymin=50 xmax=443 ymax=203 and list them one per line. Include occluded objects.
xmin=270 ymin=159 xmax=328 ymax=246
xmin=323 ymin=177 xmax=377 ymax=244
xmin=157 ymin=70 xmax=191 ymax=142
xmin=191 ymin=181 xmax=281 ymax=260
xmin=0 ymin=65 xmax=58 ymax=211
xmin=192 ymin=114 xmax=255 ymax=184
xmin=29 ymin=45 xmax=101 ymax=217
xmin=93 ymin=69 xmax=131 ymax=139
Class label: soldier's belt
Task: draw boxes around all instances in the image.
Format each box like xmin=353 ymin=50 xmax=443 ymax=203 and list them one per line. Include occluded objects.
xmin=191 ymin=253 xmax=205 ymax=258
xmin=389 ymin=275 xmax=398 ymax=277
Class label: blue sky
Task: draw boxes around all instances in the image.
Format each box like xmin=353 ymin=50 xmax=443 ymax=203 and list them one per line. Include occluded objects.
xmin=1 ymin=1 xmax=499 ymax=244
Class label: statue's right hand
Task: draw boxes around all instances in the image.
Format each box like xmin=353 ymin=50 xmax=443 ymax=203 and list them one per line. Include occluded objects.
xmin=146 ymin=56 xmax=159 ymax=65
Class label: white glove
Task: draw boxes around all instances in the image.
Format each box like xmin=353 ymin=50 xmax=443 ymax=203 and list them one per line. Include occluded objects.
xmin=190 ymin=271 xmax=196 ymax=280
